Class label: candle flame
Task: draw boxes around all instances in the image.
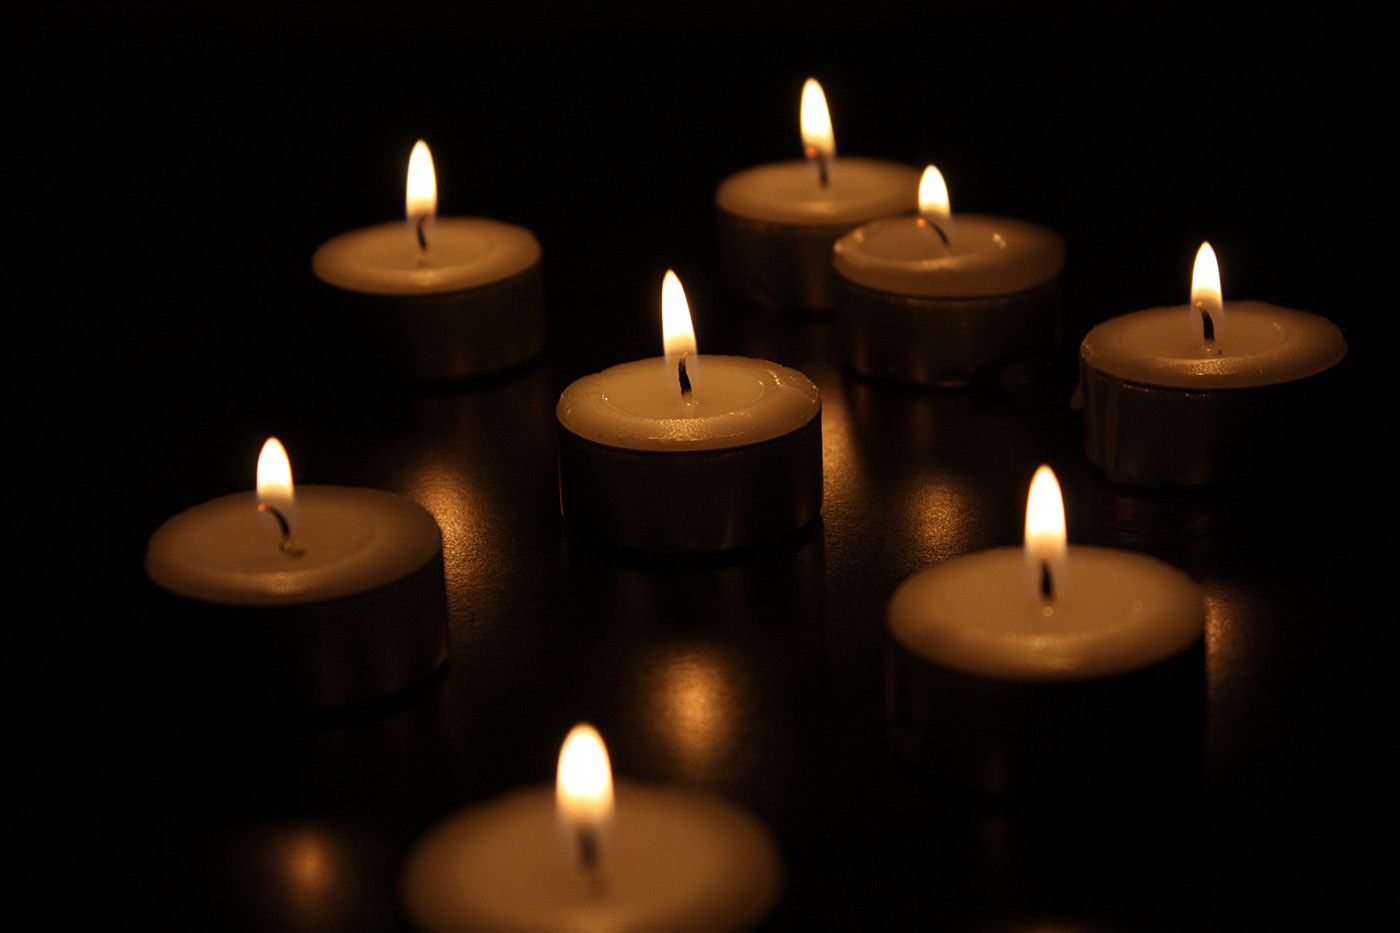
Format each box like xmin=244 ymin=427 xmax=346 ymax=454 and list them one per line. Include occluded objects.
xmin=1190 ymin=241 xmax=1224 ymax=340
xmin=406 ymin=140 xmax=437 ymax=225
xmin=557 ymin=723 xmax=614 ymax=871
xmin=800 ymin=78 xmax=835 ymax=165
xmin=256 ymin=437 xmax=297 ymax=535
xmin=661 ymin=270 xmax=698 ymax=391
xmin=1023 ymin=465 xmax=1067 ymax=602
xmin=917 ymin=165 xmax=953 ymax=234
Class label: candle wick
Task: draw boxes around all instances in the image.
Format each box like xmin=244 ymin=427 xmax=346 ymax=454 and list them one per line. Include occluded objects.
xmin=576 ymin=825 xmax=606 ymax=894
xmin=1196 ymin=300 xmax=1215 ymax=347
xmin=257 ymin=503 xmax=302 ymax=555
xmin=416 ymin=215 xmax=429 ymax=252
xmin=805 ymin=146 xmax=830 ymax=188
xmin=917 ymin=216 xmax=950 ymax=247
xmin=1039 ymin=557 xmax=1054 ymax=602
xmin=678 ymin=351 xmax=692 ymax=398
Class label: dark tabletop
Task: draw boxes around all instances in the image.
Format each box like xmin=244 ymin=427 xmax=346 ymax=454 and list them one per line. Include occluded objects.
xmin=45 ymin=3 xmax=1381 ymax=930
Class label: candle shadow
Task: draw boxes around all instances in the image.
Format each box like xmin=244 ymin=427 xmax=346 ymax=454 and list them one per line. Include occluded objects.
xmin=881 ymin=746 xmax=1211 ymax=931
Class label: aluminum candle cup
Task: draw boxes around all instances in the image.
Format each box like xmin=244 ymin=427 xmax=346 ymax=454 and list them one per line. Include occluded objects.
xmin=313 ymin=217 xmax=544 ymax=381
xmin=717 ymin=158 xmax=920 ymax=312
xmin=833 ymin=167 xmax=1066 ymax=386
xmin=715 ymin=79 xmax=919 ymax=311
xmin=1076 ymin=244 xmax=1347 ymax=485
xmin=145 ymin=470 xmax=448 ymax=710
xmin=888 ymin=547 xmax=1206 ymax=796
xmin=557 ymin=272 xmax=822 ymax=552
xmin=556 ymin=356 xmax=822 ymax=552
xmin=1077 ymin=304 xmax=1348 ymax=486
xmin=312 ymin=141 xmax=545 ymax=381
xmin=887 ymin=468 xmax=1206 ymax=796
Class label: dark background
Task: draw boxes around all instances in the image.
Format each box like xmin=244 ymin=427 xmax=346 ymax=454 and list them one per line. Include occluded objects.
xmin=38 ymin=2 xmax=1381 ymax=930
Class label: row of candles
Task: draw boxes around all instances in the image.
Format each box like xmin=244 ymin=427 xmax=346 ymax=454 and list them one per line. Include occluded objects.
xmin=146 ymin=440 xmax=1199 ymax=928
xmin=313 ymin=80 xmax=1345 ymax=488
xmin=145 ymin=79 xmax=1347 ymax=930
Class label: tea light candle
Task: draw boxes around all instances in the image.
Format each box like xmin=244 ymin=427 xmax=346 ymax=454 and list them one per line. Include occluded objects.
xmin=833 ymin=165 xmax=1066 ymax=385
xmin=556 ymin=272 xmax=821 ymax=551
xmin=716 ymin=78 xmax=919 ymax=311
xmin=887 ymin=467 xmax=1205 ymax=794
xmin=144 ymin=438 xmax=448 ymax=709
xmin=1076 ymin=242 xmax=1347 ymax=485
xmin=402 ymin=725 xmax=783 ymax=932
xmin=312 ymin=140 xmax=545 ymax=380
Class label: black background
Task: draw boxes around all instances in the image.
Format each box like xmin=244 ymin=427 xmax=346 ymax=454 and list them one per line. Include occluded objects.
xmin=36 ymin=2 xmax=1382 ymax=930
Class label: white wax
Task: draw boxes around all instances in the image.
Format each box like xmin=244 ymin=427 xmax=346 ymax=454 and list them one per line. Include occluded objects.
xmin=833 ymin=214 xmax=1066 ymax=297
xmin=401 ymin=782 xmax=783 ymax=933
xmin=312 ymin=217 xmax=541 ymax=296
xmin=556 ymin=355 xmax=820 ymax=452
xmin=716 ymin=157 xmax=920 ymax=226
xmin=144 ymin=486 xmax=442 ymax=605
xmin=888 ymin=546 xmax=1203 ymax=682
xmin=1080 ymin=301 xmax=1347 ymax=389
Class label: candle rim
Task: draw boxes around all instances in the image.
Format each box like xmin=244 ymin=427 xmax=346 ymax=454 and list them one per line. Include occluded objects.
xmin=145 ymin=486 xmax=442 ymax=605
xmin=888 ymin=545 xmax=1204 ymax=682
xmin=556 ymin=355 xmax=820 ymax=452
xmin=402 ymin=780 xmax=783 ymax=933
xmin=833 ymin=213 xmax=1065 ymax=297
xmin=716 ymin=157 xmax=920 ymax=225
xmin=312 ymin=217 xmax=541 ymax=295
xmin=1080 ymin=301 xmax=1347 ymax=389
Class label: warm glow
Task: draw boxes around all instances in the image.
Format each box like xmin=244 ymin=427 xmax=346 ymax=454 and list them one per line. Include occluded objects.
xmin=256 ymin=437 xmax=296 ymax=530
xmin=661 ymin=269 xmax=698 ymax=361
xmin=556 ymin=723 xmax=614 ymax=832
xmin=1190 ymin=240 xmax=1224 ymax=338
xmin=651 ymin=651 xmax=735 ymax=781
xmin=406 ymin=140 xmax=437 ymax=224
xmin=917 ymin=165 xmax=953 ymax=231
xmin=1023 ymin=465 xmax=1068 ymax=601
xmin=277 ymin=830 xmax=336 ymax=922
xmin=800 ymin=78 xmax=835 ymax=164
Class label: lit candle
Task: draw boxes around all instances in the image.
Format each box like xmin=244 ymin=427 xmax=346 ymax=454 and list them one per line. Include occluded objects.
xmin=1076 ymin=241 xmax=1347 ymax=485
xmin=716 ymin=78 xmax=920 ymax=311
xmin=556 ymin=271 xmax=821 ymax=551
xmin=312 ymin=140 xmax=545 ymax=380
xmin=886 ymin=466 xmax=1205 ymax=794
xmin=401 ymin=724 xmax=784 ymax=932
xmin=832 ymin=165 xmax=1066 ymax=385
xmin=144 ymin=438 xmax=448 ymax=709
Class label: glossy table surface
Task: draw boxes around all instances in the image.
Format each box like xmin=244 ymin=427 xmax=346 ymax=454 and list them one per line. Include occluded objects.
xmin=53 ymin=5 xmax=1379 ymax=930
